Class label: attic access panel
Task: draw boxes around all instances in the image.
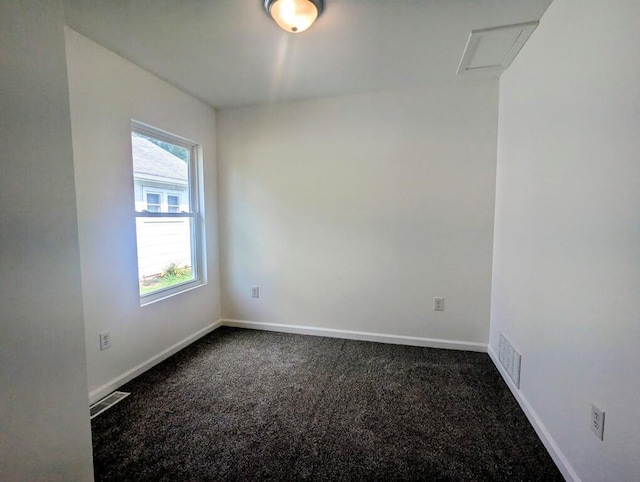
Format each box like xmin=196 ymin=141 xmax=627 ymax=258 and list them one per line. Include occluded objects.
xmin=457 ymin=21 xmax=538 ymax=75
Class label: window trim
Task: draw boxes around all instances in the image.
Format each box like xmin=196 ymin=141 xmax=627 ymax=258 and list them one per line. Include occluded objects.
xmin=142 ymin=189 xmax=163 ymax=213
xmin=131 ymin=121 xmax=206 ymax=305
xmin=166 ymin=193 xmax=182 ymax=213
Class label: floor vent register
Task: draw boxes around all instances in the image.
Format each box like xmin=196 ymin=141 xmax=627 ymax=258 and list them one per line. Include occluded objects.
xmin=90 ymin=391 xmax=131 ymax=419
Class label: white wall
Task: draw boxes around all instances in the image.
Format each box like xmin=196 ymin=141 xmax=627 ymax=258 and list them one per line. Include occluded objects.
xmin=0 ymin=1 xmax=93 ymax=479
xmin=490 ymin=0 xmax=640 ymax=480
xmin=64 ymin=29 xmax=221 ymax=401
xmin=218 ymin=80 xmax=498 ymax=345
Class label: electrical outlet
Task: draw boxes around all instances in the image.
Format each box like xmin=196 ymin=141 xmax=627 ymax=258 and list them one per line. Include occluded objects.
xmin=591 ymin=403 xmax=605 ymax=440
xmin=99 ymin=331 xmax=111 ymax=351
xmin=251 ymin=286 xmax=260 ymax=299
xmin=434 ymin=297 xmax=445 ymax=311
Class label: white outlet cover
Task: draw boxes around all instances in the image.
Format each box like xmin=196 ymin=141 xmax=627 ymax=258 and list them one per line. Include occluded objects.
xmin=99 ymin=331 xmax=111 ymax=351
xmin=591 ymin=404 xmax=605 ymax=440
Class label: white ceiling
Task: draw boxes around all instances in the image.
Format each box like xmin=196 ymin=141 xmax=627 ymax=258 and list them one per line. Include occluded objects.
xmin=63 ymin=0 xmax=553 ymax=109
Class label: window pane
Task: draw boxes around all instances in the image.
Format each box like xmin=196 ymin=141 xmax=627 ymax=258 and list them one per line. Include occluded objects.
xmin=146 ymin=193 xmax=161 ymax=212
xmin=132 ymin=133 xmax=190 ymax=213
xmin=135 ymin=217 xmax=195 ymax=296
xmin=167 ymin=194 xmax=180 ymax=213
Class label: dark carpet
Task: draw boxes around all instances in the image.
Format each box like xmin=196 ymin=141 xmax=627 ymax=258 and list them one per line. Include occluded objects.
xmin=91 ymin=327 xmax=563 ymax=481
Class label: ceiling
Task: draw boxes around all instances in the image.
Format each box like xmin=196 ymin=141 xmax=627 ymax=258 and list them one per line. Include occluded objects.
xmin=63 ymin=0 xmax=553 ymax=109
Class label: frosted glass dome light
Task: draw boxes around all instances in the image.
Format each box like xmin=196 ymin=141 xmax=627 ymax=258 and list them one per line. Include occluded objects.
xmin=264 ymin=0 xmax=324 ymax=33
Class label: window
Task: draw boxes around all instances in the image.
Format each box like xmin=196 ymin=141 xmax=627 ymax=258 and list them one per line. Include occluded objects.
xmin=167 ymin=194 xmax=181 ymax=213
xmin=145 ymin=192 xmax=161 ymax=212
xmin=131 ymin=122 xmax=204 ymax=303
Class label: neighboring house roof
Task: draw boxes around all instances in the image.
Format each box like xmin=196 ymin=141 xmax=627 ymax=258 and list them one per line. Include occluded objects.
xmin=132 ymin=134 xmax=187 ymax=182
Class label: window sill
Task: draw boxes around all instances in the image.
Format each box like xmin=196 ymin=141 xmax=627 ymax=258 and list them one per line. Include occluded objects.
xmin=140 ymin=279 xmax=206 ymax=307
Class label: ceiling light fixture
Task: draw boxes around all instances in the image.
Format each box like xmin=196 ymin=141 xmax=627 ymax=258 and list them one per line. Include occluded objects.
xmin=263 ymin=0 xmax=324 ymax=33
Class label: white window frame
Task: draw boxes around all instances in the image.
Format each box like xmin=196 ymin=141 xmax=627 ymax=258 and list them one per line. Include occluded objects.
xmin=132 ymin=121 xmax=206 ymax=305
xmin=165 ymin=191 xmax=182 ymax=213
xmin=143 ymin=189 xmax=163 ymax=213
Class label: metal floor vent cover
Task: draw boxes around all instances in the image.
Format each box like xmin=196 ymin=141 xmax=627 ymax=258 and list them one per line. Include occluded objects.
xmin=90 ymin=391 xmax=131 ymax=419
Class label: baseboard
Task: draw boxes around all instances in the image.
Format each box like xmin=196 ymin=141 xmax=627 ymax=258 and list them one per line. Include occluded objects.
xmin=222 ymin=319 xmax=487 ymax=352
xmin=488 ymin=347 xmax=581 ymax=482
xmin=88 ymin=318 xmax=484 ymax=403
xmin=89 ymin=319 xmax=223 ymax=403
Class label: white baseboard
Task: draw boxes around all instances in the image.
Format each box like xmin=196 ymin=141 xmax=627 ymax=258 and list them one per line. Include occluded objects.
xmin=88 ymin=319 xmax=223 ymax=404
xmin=222 ymin=319 xmax=487 ymax=352
xmin=488 ymin=346 xmax=581 ymax=482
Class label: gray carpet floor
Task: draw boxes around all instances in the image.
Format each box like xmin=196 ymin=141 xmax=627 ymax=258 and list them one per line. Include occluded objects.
xmin=91 ymin=327 xmax=563 ymax=481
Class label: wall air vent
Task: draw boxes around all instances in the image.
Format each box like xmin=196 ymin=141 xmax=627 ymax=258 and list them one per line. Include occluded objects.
xmin=90 ymin=391 xmax=130 ymax=419
xmin=457 ymin=21 xmax=538 ymax=75
xmin=498 ymin=334 xmax=522 ymax=388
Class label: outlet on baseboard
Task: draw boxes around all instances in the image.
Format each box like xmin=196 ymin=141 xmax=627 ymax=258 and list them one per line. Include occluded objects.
xmin=99 ymin=331 xmax=111 ymax=351
xmin=433 ymin=297 xmax=445 ymax=311
xmin=251 ymin=286 xmax=260 ymax=299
